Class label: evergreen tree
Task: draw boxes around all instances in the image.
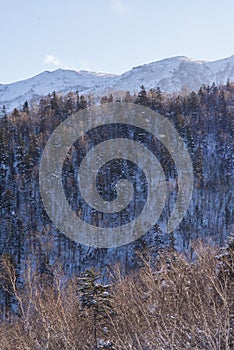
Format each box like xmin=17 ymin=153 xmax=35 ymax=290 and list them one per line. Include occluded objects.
xmin=22 ymin=101 xmax=29 ymax=114
xmin=64 ymin=92 xmax=75 ymax=114
xmin=78 ymin=268 xmax=114 ymax=349
xmin=50 ymin=91 xmax=59 ymax=111
xmin=148 ymin=87 xmax=163 ymax=112
xmin=135 ymin=85 xmax=149 ymax=106
xmin=188 ymin=91 xmax=200 ymax=122
xmin=79 ymin=95 xmax=88 ymax=110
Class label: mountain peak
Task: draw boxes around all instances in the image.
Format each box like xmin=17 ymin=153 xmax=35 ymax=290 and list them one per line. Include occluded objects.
xmin=1 ymin=55 xmax=234 ymax=111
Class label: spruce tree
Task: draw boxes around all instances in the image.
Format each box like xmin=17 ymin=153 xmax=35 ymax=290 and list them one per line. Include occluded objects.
xmin=135 ymin=85 xmax=149 ymax=106
xmin=78 ymin=268 xmax=114 ymax=349
xmin=79 ymin=95 xmax=88 ymax=110
xmin=22 ymin=101 xmax=29 ymax=114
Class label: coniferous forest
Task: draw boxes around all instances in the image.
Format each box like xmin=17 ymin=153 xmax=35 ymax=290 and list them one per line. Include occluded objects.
xmin=0 ymin=82 xmax=233 ymax=349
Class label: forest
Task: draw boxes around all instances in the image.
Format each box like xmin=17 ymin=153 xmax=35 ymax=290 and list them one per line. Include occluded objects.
xmin=0 ymin=82 xmax=233 ymax=348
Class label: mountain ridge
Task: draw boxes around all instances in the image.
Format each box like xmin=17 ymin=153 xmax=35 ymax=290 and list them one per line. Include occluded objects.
xmin=1 ymin=55 xmax=234 ymax=111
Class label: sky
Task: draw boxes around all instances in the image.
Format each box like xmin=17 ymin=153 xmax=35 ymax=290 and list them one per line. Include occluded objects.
xmin=0 ymin=0 xmax=234 ymax=84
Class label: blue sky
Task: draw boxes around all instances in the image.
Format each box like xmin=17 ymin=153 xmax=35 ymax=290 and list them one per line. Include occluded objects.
xmin=1 ymin=0 xmax=233 ymax=83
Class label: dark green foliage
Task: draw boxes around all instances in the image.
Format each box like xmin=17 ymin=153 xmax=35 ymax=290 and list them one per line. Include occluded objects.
xmin=135 ymin=85 xmax=149 ymax=106
xmin=22 ymin=101 xmax=29 ymax=114
xmin=78 ymin=268 xmax=114 ymax=349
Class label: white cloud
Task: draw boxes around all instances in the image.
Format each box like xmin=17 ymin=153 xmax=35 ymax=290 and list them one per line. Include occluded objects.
xmin=43 ymin=54 xmax=99 ymax=72
xmin=44 ymin=54 xmax=61 ymax=66
xmin=44 ymin=54 xmax=72 ymax=69
xmin=110 ymin=0 xmax=126 ymax=14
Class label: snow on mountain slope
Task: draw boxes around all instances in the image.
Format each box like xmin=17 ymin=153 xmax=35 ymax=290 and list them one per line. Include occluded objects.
xmin=207 ymin=55 xmax=234 ymax=81
xmin=1 ymin=56 xmax=234 ymax=112
xmin=95 ymin=55 xmax=234 ymax=95
xmin=0 ymin=69 xmax=116 ymax=111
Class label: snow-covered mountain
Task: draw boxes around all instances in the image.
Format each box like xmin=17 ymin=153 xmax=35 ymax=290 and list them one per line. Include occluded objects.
xmin=0 ymin=69 xmax=116 ymax=112
xmin=110 ymin=55 xmax=234 ymax=93
xmin=1 ymin=55 xmax=234 ymax=111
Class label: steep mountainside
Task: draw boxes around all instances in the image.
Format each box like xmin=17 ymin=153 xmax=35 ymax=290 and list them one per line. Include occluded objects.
xmin=0 ymin=84 xmax=233 ymax=282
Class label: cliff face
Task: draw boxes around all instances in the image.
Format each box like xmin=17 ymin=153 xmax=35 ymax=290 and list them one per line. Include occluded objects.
xmin=0 ymin=84 xmax=233 ymax=283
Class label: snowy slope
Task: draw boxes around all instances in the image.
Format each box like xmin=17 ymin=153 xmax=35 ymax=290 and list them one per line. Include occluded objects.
xmin=0 ymin=69 xmax=116 ymax=111
xmin=95 ymin=55 xmax=234 ymax=94
xmin=1 ymin=55 xmax=234 ymax=111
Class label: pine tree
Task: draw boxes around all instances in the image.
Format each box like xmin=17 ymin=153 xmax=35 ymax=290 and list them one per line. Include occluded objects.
xmin=188 ymin=91 xmax=200 ymax=122
xmin=78 ymin=268 xmax=114 ymax=349
xmin=50 ymin=91 xmax=59 ymax=111
xmin=64 ymin=92 xmax=75 ymax=114
xmin=22 ymin=101 xmax=29 ymax=114
xmin=79 ymin=95 xmax=88 ymax=110
xmin=135 ymin=85 xmax=149 ymax=106
xmin=148 ymin=87 xmax=163 ymax=112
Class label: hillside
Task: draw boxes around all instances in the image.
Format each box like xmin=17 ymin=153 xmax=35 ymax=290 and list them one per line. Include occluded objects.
xmin=0 ymin=83 xmax=233 ymax=273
